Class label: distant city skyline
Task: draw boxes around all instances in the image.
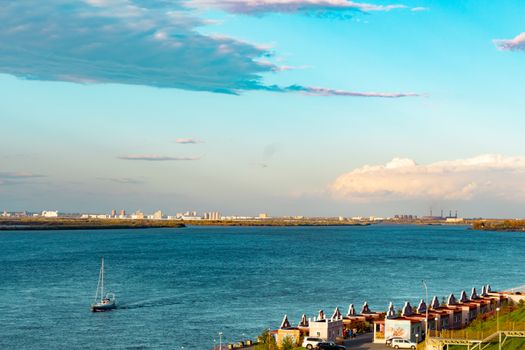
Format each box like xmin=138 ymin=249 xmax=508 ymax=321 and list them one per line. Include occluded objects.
xmin=1 ymin=1 xmax=525 ymax=218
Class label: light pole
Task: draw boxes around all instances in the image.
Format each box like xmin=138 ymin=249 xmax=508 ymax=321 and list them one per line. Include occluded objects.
xmin=219 ymin=332 xmax=223 ymax=350
xmin=496 ymin=307 xmax=500 ymax=332
xmin=496 ymin=307 xmax=501 ymax=350
xmin=213 ymin=339 xmax=216 ymax=350
xmin=422 ymin=280 xmax=429 ymax=342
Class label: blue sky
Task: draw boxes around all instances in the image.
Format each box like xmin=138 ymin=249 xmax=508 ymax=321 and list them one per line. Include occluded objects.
xmin=1 ymin=0 xmax=525 ymax=217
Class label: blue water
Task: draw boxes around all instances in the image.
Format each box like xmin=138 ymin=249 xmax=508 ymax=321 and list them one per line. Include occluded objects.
xmin=1 ymin=225 xmax=524 ymax=349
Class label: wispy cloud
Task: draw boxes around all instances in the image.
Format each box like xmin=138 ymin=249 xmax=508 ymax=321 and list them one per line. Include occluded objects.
xmin=0 ymin=171 xmax=45 ymax=186
xmin=494 ymin=33 xmax=525 ymax=51
xmin=97 ymin=177 xmax=145 ymax=184
xmin=118 ymin=155 xmax=201 ymax=161
xmin=175 ymin=138 xmax=202 ymax=144
xmin=329 ymin=154 xmax=525 ymax=201
xmin=410 ymin=6 xmax=428 ymax=12
xmin=187 ymin=0 xmax=409 ymax=15
xmin=0 ymin=1 xmax=421 ymax=98
xmin=272 ymin=65 xmax=311 ymax=72
xmin=271 ymin=85 xmax=422 ymax=98
xmin=0 ymin=171 xmax=44 ymax=179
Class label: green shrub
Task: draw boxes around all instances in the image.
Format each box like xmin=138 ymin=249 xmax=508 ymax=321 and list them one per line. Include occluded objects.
xmin=281 ymin=336 xmax=295 ymax=350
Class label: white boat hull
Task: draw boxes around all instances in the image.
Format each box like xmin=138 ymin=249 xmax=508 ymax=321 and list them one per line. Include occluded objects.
xmin=91 ymin=301 xmax=116 ymax=312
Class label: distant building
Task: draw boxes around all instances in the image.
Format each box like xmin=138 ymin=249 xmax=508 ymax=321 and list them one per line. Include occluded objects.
xmin=446 ymin=217 xmax=464 ymax=223
xmin=81 ymin=214 xmax=109 ymax=219
xmin=131 ymin=210 xmax=144 ymax=219
xmin=181 ymin=215 xmax=202 ymax=220
xmin=41 ymin=210 xmax=59 ymax=218
xmin=111 ymin=209 xmax=116 ymax=217
xmin=152 ymin=210 xmax=163 ymax=220
xmin=204 ymin=211 xmax=221 ymax=220
xmin=259 ymin=213 xmax=269 ymax=219
xmin=394 ymin=215 xmax=417 ymax=220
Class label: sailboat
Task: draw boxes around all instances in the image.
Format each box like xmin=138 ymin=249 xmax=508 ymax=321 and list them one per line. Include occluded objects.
xmin=91 ymin=257 xmax=116 ymax=312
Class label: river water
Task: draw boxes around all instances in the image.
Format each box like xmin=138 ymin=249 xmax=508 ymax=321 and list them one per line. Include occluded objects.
xmin=1 ymin=224 xmax=523 ymax=349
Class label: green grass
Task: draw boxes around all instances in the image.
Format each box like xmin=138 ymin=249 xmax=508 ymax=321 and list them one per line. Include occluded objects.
xmin=449 ymin=303 xmax=525 ymax=350
xmin=481 ymin=338 xmax=525 ymax=350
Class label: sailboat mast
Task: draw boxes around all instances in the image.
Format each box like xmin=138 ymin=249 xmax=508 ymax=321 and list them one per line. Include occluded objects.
xmin=101 ymin=257 xmax=104 ymax=300
xmin=94 ymin=257 xmax=102 ymax=303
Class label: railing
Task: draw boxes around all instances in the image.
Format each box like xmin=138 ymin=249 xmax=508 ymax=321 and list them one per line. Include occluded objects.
xmin=429 ymin=322 xmax=525 ymax=341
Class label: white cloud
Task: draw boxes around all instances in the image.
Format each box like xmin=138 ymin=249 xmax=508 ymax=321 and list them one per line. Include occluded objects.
xmin=0 ymin=171 xmax=45 ymax=186
xmin=0 ymin=1 xmax=274 ymax=94
xmin=0 ymin=0 xmax=422 ymax=97
xmin=494 ymin=32 xmax=525 ymax=51
xmin=410 ymin=6 xmax=428 ymax=12
xmin=0 ymin=171 xmax=44 ymax=180
xmin=329 ymin=154 xmax=525 ymax=201
xmin=175 ymin=138 xmax=202 ymax=144
xmin=97 ymin=177 xmax=145 ymax=184
xmin=118 ymin=154 xmax=201 ymax=161
xmin=277 ymin=85 xmax=421 ymax=97
xmin=187 ymin=0 xmax=409 ymax=15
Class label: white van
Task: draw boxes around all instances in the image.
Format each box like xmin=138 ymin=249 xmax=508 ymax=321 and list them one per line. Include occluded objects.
xmin=391 ymin=338 xmax=417 ymax=349
xmin=302 ymin=337 xmax=323 ymax=349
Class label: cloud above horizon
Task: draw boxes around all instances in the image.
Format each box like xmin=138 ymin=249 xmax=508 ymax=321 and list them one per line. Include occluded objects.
xmin=187 ymin=0 xmax=409 ymax=16
xmin=494 ymin=32 xmax=525 ymax=51
xmin=0 ymin=171 xmax=45 ymax=186
xmin=0 ymin=171 xmax=44 ymax=179
xmin=0 ymin=0 xmax=420 ymax=97
xmin=175 ymin=138 xmax=202 ymax=144
xmin=329 ymin=154 xmax=525 ymax=201
xmin=118 ymin=154 xmax=201 ymax=161
xmin=275 ymin=85 xmax=421 ymax=97
xmin=97 ymin=177 xmax=145 ymax=184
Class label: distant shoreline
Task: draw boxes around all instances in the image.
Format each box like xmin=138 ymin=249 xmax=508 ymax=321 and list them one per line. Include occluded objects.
xmin=183 ymin=220 xmax=372 ymax=227
xmin=7 ymin=217 xmax=523 ymax=231
xmin=0 ymin=217 xmax=375 ymax=231
xmin=472 ymin=220 xmax=525 ymax=232
xmin=0 ymin=218 xmax=185 ymax=231
xmin=0 ymin=217 xmax=480 ymax=231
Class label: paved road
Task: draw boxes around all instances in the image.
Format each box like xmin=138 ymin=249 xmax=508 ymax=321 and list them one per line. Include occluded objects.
xmin=343 ymin=333 xmax=389 ymax=350
xmin=241 ymin=333 xmax=390 ymax=350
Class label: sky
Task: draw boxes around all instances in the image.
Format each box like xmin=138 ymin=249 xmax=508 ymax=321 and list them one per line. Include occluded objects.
xmin=1 ymin=0 xmax=525 ymax=218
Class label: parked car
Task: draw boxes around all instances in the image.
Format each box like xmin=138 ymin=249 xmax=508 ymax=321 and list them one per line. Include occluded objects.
xmin=390 ymin=338 xmax=417 ymax=349
xmin=386 ymin=337 xmax=404 ymax=347
xmin=302 ymin=337 xmax=323 ymax=349
xmin=315 ymin=341 xmax=346 ymax=350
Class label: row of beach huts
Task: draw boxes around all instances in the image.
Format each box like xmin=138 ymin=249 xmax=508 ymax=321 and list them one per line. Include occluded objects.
xmin=272 ymin=284 xmax=525 ymax=348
